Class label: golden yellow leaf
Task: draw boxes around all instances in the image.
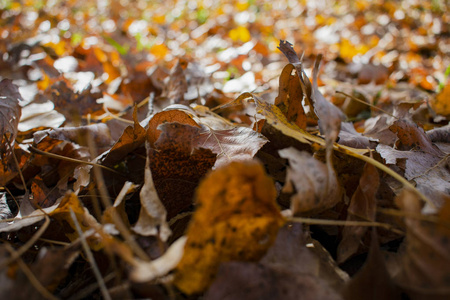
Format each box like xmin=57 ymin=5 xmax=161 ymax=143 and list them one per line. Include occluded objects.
xmin=432 ymin=83 xmax=450 ymax=116
xmin=229 ymin=26 xmax=251 ymax=43
xmin=174 ymin=161 xmax=284 ymax=295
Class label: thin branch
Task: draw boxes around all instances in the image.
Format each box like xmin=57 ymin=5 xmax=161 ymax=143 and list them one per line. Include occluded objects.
xmin=336 ymin=91 xmax=398 ymax=119
xmin=28 ymin=146 xmax=124 ymax=176
xmin=289 ymin=216 xmax=404 ymax=235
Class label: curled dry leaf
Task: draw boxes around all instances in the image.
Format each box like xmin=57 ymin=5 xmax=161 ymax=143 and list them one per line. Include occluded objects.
xmin=279 ymin=147 xmax=343 ymax=215
xmin=131 ymin=236 xmax=187 ymax=283
xmin=312 ymin=54 xmax=346 ymax=145
xmin=174 ymin=161 xmax=284 ymax=295
xmin=274 ymin=63 xmax=307 ymax=129
xmin=337 ymin=161 xmax=379 ymax=263
xmin=132 ymin=142 xmax=172 ymax=241
xmin=389 ymin=119 xmax=444 ymax=157
xmin=167 ymin=58 xmax=189 ymax=105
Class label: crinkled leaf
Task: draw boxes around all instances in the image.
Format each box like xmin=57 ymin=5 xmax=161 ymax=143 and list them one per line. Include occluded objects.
xmin=132 ymin=142 xmax=172 ymax=241
xmin=195 ymin=126 xmax=268 ymax=167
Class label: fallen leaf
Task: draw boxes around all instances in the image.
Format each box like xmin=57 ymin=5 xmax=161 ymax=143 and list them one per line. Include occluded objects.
xmin=146 ymin=108 xmax=199 ymax=147
xmin=274 ymin=64 xmax=307 ymax=129
xmin=174 ymin=161 xmax=284 ymax=295
xmin=338 ymin=122 xmax=377 ymax=149
xmin=50 ymin=80 xmax=103 ymax=124
xmin=394 ymin=189 xmax=450 ymax=299
xmin=131 ymin=236 xmax=187 ymax=282
xmin=279 ymin=147 xmax=343 ymax=215
xmin=204 ymin=224 xmax=343 ymax=300
xmin=150 ymin=122 xmax=216 ymax=219
xmin=167 ymin=58 xmax=188 ymax=105
xmin=431 ymin=82 xmax=450 ymax=116
xmin=389 ymin=119 xmax=444 ymax=157
xmin=102 ymin=107 xmax=146 ymax=166
xmin=342 ymin=230 xmax=402 ymax=300
xmin=0 ymin=79 xmax=22 ymax=157
xmin=195 ymin=126 xmax=268 ymax=167
xmin=132 ymin=142 xmax=172 ymax=241
xmin=337 ymin=161 xmax=379 ymax=263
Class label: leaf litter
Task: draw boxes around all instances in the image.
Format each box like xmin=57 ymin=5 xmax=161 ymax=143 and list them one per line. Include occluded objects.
xmin=0 ymin=0 xmax=449 ymax=299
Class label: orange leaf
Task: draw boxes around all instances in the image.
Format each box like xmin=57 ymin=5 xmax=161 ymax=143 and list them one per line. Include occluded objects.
xmin=174 ymin=161 xmax=284 ymax=294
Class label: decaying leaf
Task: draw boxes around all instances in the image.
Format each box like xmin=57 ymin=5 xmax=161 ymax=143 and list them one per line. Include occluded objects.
xmin=149 ymin=122 xmax=216 ymax=219
xmin=131 ymin=236 xmax=187 ymax=283
xmin=432 ymin=82 xmax=450 ymax=116
xmin=337 ymin=161 xmax=379 ymax=263
xmin=279 ymin=147 xmax=343 ymax=215
xmin=174 ymin=161 xmax=284 ymax=295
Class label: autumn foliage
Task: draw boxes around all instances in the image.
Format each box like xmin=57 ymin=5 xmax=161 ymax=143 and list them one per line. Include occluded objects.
xmin=0 ymin=0 xmax=449 ymax=299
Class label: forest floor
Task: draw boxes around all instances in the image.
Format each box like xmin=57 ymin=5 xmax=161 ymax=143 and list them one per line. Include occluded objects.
xmin=0 ymin=0 xmax=449 ymax=299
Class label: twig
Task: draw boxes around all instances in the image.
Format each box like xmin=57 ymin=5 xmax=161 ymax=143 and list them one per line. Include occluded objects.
xmin=289 ymin=216 xmax=404 ymax=235
xmin=28 ymin=146 xmax=124 ymax=176
xmin=336 ymin=91 xmax=398 ymax=119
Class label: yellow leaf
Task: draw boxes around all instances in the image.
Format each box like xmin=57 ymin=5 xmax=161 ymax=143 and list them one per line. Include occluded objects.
xmin=432 ymin=83 xmax=450 ymax=116
xmin=174 ymin=161 xmax=284 ymax=294
xmin=150 ymin=43 xmax=169 ymax=59
xmin=229 ymin=26 xmax=251 ymax=43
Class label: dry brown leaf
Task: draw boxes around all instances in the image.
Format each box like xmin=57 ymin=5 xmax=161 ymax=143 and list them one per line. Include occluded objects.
xmin=204 ymin=224 xmax=342 ymax=300
xmin=394 ymin=190 xmax=450 ymax=299
xmin=167 ymin=58 xmax=189 ymax=105
xmin=102 ymin=107 xmax=146 ymax=166
xmin=195 ymin=126 xmax=268 ymax=167
xmin=337 ymin=161 xmax=379 ymax=263
xmin=274 ymin=63 xmax=307 ymax=129
xmin=150 ymin=122 xmax=216 ymax=219
xmin=146 ymin=109 xmax=199 ymax=147
xmin=0 ymin=79 xmax=22 ymax=157
xmin=342 ymin=230 xmax=402 ymax=300
xmin=132 ymin=142 xmax=172 ymax=241
xmin=279 ymin=147 xmax=343 ymax=215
